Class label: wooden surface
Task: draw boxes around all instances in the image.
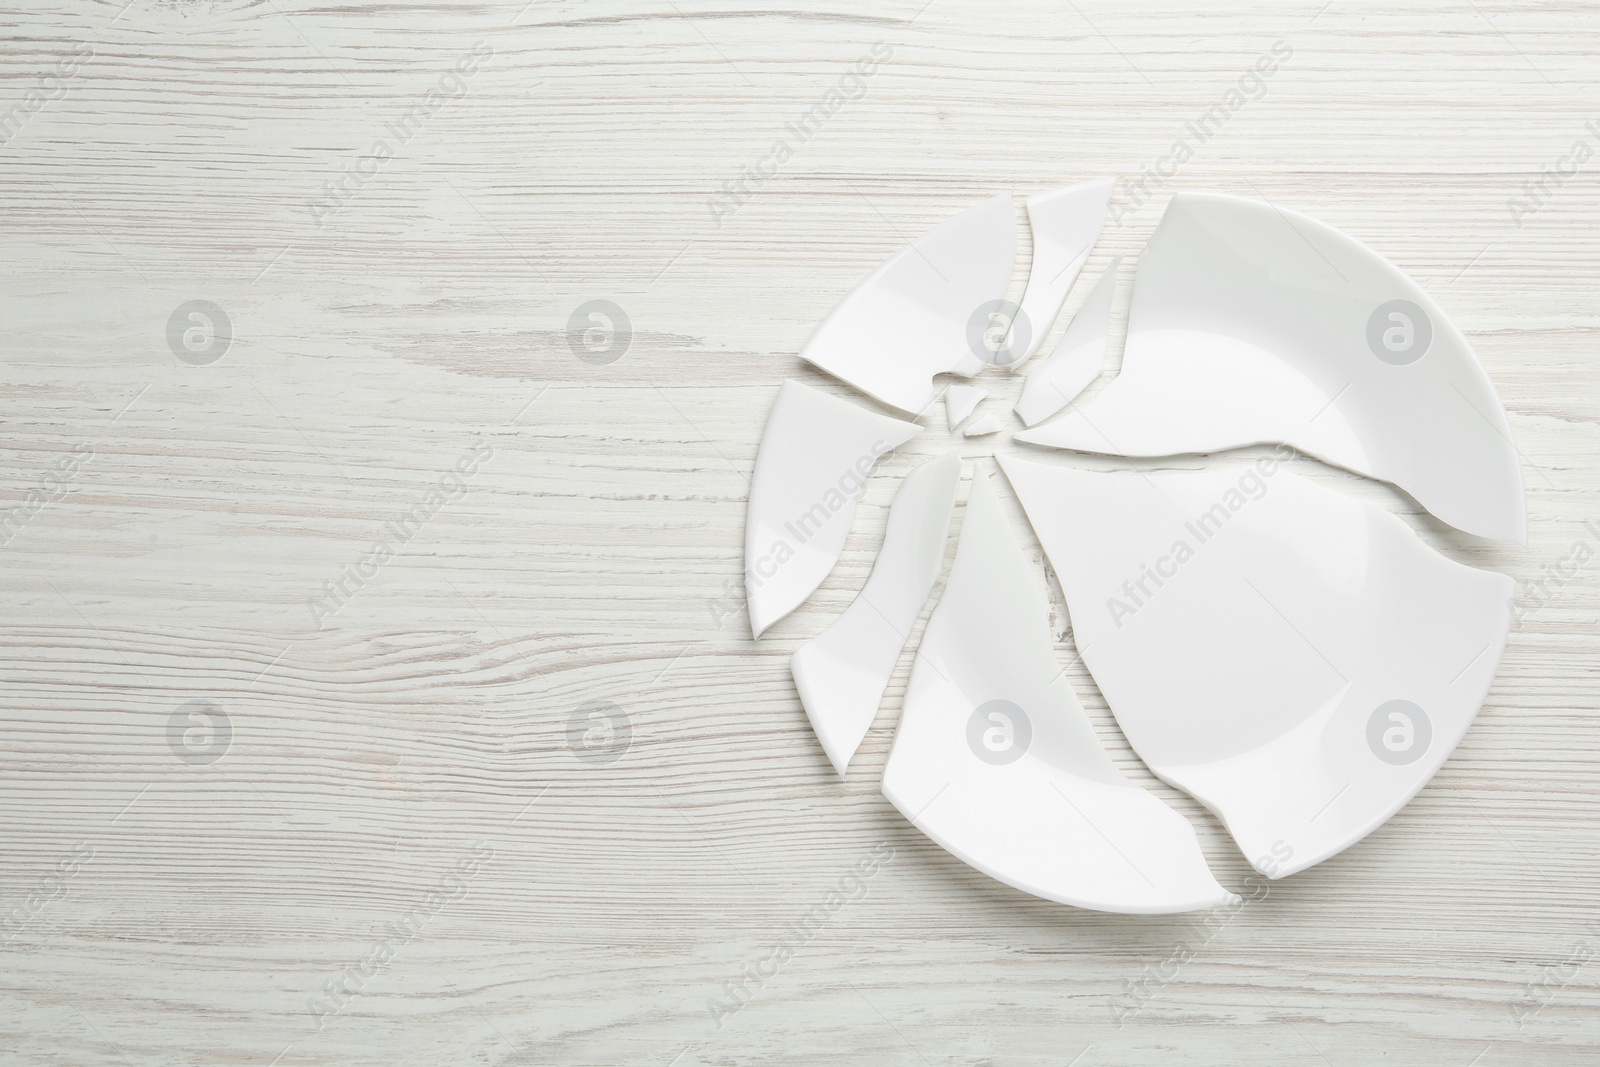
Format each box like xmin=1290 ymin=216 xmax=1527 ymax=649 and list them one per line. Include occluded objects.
xmin=2 ymin=1 xmax=1598 ymax=1064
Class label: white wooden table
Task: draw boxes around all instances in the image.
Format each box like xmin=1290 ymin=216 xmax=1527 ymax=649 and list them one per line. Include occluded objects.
xmin=3 ymin=2 xmax=1597 ymax=1063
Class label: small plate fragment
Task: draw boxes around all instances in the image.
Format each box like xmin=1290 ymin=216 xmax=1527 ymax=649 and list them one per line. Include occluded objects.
xmin=882 ymin=467 xmax=1236 ymax=913
xmin=961 ymin=412 xmax=1007 ymax=438
xmin=746 ymin=380 xmax=921 ymax=638
xmin=999 ymin=454 xmax=1514 ymax=878
xmin=944 ymin=384 xmax=986 ymax=431
xmin=792 ymin=451 xmax=961 ymax=775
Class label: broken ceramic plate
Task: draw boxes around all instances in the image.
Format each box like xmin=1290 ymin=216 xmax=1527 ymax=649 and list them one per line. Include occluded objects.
xmin=746 ymin=380 xmax=921 ymax=639
xmin=999 ymin=178 xmax=1115 ymax=371
xmin=1014 ymin=192 xmax=1526 ymax=544
xmin=944 ymin=384 xmax=986 ymax=431
xmin=792 ymin=451 xmax=960 ymax=776
xmin=800 ymin=193 xmax=1015 ymax=416
xmin=999 ymin=454 xmax=1514 ymax=878
xmin=882 ymin=467 xmax=1236 ymax=913
xmin=1014 ymin=256 xmax=1122 ymax=427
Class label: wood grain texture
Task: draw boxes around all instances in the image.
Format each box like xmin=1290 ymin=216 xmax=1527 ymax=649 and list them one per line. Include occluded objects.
xmin=2 ymin=1 xmax=1598 ymax=1064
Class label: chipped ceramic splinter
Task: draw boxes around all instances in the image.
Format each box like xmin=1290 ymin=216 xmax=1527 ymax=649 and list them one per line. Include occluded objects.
xmin=962 ymin=412 xmax=1007 ymax=438
xmin=1000 ymin=455 xmax=1514 ymax=878
xmin=800 ymin=194 xmax=1015 ymax=416
xmin=746 ymin=380 xmax=921 ymax=639
xmin=1000 ymin=178 xmax=1115 ymax=371
xmin=792 ymin=451 xmax=961 ymax=775
xmin=1014 ymin=192 xmax=1527 ymax=544
xmin=1014 ymin=256 xmax=1122 ymax=427
xmin=882 ymin=468 xmax=1236 ymax=914
xmin=944 ymin=384 xmax=986 ymax=431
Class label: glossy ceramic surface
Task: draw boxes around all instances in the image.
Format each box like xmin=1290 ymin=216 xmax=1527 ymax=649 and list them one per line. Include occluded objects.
xmin=882 ymin=468 xmax=1236 ymax=913
xmin=999 ymin=455 xmax=1514 ymax=877
xmin=1014 ymin=256 xmax=1121 ymax=427
xmin=800 ymin=193 xmax=1015 ymax=415
xmin=1000 ymin=178 xmax=1114 ymax=370
xmin=745 ymin=380 xmax=921 ymax=638
xmin=792 ymin=451 xmax=960 ymax=776
xmin=1013 ymin=192 xmax=1526 ymax=543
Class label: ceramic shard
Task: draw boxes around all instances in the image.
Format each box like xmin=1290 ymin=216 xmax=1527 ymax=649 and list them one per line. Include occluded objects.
xmin=1013 ymin=192 xmax=1526 ymax=544
xmin=800 ymin=193 xmax=1016 ymax=416
xmin=881 ymin=467 xmax=1236 ymax=913
xmin=745 ymin=379 xmax=922 ymax=639
xmin=961 ymin=412 xmax=1006 ymax=438
xmin=999 ymin=454 xmax=1514 ymax=878
xmin=1014 ymin=256 xmax=1122 ymax=427
xmin=792 ymin=451 xmax=961 ymax=775
xmin=944 ymin=384 xmax=986 ymax=431
xmin=999 ymin=178 xmax=1114 ymax=371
